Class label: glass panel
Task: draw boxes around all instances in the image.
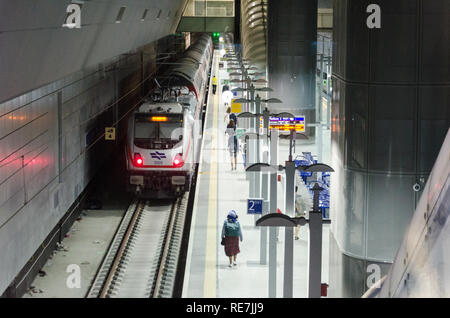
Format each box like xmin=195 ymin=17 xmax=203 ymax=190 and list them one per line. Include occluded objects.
xmin=419 ymin=87 xmax=450 ymax=173
xmin=160 ymin=123 xmax=182 ymax=139
xmin=345 ymin=170 xmax=366 ymax=257
xmin=347 ymin=84 xmax=368 ymax=169
xmin=134 ymin=121 xmax=183 ymax=150
xmin=350 ymin=113 xmax=366 ymax=168
xmin=368 ymin=86 xmax=416 ymax=173
xmin=135 ymin=122 xmax=158 ymax=139
xmin=183 ymin=0 xmax=235 ymax=17
xmin=366 ymin=173 xmax=415 ymax=261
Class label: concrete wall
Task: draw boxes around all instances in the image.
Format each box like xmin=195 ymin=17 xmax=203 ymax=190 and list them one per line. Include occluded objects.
xmin=0 ymin=34 xmax=186 ymax=295
xmin=0 ymin=0 xmax=188 ymax=295
xmin=0 ymin=0 xmax=187 ymax=103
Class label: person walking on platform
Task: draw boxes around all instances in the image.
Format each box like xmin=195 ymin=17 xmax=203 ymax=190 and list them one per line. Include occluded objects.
xmin=295 ymin=193 xmax=309 ymax=240
xmin=222 ymin=89 xmax=233 ymax=108
xmin=221 ymin=210 xmax=243 ymax=267
xmin=212 ymin=75 xmax=218 ymax=94
xmin=225 ymin=120 xmax=238 ymax=170
xmin=224 ymin=107 xmax=238 ymax=128
xmin=222 ymin=83 xmax=229 ymax=93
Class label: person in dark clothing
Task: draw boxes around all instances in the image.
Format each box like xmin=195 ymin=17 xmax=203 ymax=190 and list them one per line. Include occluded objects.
xmin=221 ymin=210 xmax=243 ymax=267
xmin=229 ymin=112 xmax=238 ymax=127
xmin=224 ymin=107 xmax=238 ymax=129
xmin=225 ymin=120 xmax=238 ymax=170
xmin=212 ymin=76 xmax=218 ymax=94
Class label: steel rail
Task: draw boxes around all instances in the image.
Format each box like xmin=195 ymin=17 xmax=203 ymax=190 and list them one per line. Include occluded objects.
xmin=99 ymin=200 xmax=145 ymax=298
xmin=87 ymin=193 xmax=189 ymax=298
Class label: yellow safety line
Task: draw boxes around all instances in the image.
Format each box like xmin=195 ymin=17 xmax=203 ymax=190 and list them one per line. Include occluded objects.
xmin=203 ymin=52 xmax=219 ymax=297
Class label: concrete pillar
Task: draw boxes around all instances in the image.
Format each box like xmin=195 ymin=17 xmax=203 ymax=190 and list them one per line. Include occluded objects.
xmin=329 ymin=0 xmax=450 ymax=297
xmin=267 ymin=0 xmax=318 ymax=135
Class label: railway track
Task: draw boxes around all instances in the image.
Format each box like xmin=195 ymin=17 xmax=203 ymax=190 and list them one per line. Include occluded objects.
xmin=87 ymin=193 xmax=189 ymax=298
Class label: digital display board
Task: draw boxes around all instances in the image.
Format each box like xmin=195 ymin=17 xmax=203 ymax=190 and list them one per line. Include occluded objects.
xmin=269 ymin=116 xmax=305 ymax=132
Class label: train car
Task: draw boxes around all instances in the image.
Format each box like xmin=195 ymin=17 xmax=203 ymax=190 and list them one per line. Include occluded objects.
xmin=125 ymin=34 xmax=213 ymax=198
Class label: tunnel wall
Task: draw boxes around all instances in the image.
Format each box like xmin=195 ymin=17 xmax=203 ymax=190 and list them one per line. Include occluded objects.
xmin=0 ymin=33 xmax=186 ymax=296
xmin=0 ymin=0 xmax=187 ymax=104
xmin=329 ymin=0 xmax=450 ymax=297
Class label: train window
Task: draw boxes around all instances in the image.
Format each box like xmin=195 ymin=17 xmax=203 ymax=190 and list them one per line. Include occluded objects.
xmin=134 ymin=114 xmax=183 ymax=149
xmin=160 ymin=123 xmax=182 ymax=139
xmin=135 ymin=122 xmax=158 ymax=139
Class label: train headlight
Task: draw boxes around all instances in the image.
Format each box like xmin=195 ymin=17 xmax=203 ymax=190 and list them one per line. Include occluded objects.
xmin=173 ymin=153 xmax=184 ymax=168
xmin=134 ymin=153 xmax=144 ymax=167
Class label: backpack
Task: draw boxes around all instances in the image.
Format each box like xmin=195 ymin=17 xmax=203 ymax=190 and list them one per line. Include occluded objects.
xmin=225 ymin=221 xmax=240 ymax=237
xmin=229 ymin=113 xmax=237 ymax=125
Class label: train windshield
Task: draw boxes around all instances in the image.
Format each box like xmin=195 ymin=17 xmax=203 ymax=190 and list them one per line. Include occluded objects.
xmin=134 ymin=113 xmax=183 ymax=150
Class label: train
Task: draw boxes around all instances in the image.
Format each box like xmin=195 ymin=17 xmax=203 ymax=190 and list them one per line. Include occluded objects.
xmin=125 ymin=34 xmax=213 ymax=198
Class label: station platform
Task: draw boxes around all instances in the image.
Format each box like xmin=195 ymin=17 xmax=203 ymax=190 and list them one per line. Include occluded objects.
xmin=182 ymin=50 xmax=330 ymax=298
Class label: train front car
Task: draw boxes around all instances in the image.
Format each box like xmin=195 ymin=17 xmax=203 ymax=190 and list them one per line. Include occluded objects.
xmin=126 ymin=102 xmax=195 ymax=197
xmin=125 ymin=34 xmax=212 ymax=198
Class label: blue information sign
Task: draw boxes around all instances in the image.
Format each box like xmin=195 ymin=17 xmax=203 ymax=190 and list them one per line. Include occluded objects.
xmin=269 ymin=116 xmax=306 ymax=132
xmin=247 ymin=199 xmax=263 ymax=215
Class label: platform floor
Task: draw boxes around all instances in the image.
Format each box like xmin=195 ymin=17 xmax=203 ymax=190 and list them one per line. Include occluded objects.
xmin=182 ymin=50 xmax=330 ymax=298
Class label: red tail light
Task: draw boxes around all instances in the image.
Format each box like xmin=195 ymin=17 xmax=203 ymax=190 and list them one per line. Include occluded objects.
xmin=134 ymin=153 xmax=143 ymax=167
xmin=173 ymin=153 xmax=184 ymax=168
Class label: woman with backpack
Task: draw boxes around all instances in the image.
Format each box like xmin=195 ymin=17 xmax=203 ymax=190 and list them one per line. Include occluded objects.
xmin=221 ymin=210 xmax=243 ymax=267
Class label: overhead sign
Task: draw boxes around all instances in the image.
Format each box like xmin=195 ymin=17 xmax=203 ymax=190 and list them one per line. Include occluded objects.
xmin=105 ymin=127 xmax=116 ymax=140
xmin=231 ymin=99 xmax=242 ymax=113
xmin=269 ymin=116 xmax=305 ymax=132
xmin=248 ymin=198 xmax=263 ymax=215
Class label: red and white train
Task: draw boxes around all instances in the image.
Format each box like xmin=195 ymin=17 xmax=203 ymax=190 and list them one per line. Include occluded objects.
xmin=125 ymin=34 xmax=213 ymax=197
